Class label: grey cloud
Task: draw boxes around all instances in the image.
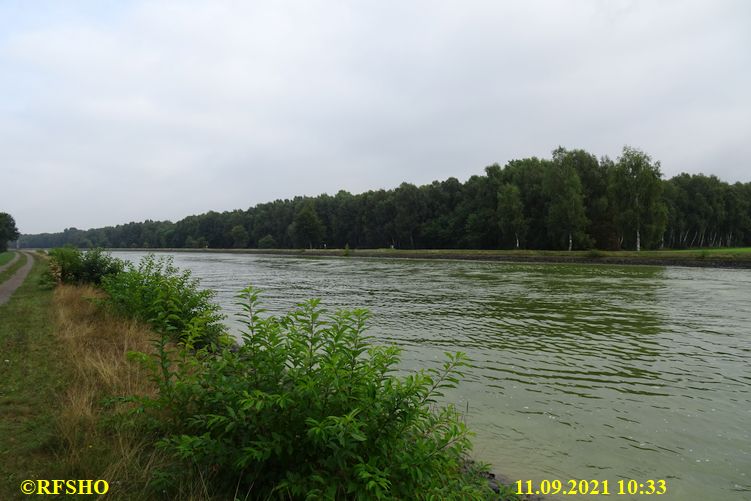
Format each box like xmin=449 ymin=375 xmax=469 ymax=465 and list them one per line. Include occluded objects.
xmin=1 ymin=0 xmax=749 ymax=233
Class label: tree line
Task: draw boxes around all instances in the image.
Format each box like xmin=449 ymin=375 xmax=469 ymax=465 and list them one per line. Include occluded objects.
xmin=19 ymin=146 xmax=751 ymax=251
xmin=0 ymin=212 xmax=20 ymax=252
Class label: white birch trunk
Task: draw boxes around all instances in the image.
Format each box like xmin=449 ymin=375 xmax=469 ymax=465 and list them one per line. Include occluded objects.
xmin=635 ymin=193 xmax=640 ymax=252
xmin=636 ymin=227 xmax=641 ymax=252
xmin=568 ymin=232 xmax=572 ymax=251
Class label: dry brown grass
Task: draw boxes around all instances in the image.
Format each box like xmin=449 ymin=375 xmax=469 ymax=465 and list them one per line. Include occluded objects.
xmin=52 ymin=285 xmax=166 ymax=498
xmin=54 ymin=285 xmax=156 ymax=393
xmin=50 ymin=285 xmax=235 ymax=499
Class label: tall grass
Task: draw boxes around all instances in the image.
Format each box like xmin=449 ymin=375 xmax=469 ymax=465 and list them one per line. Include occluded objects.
xmin=0 ymin=250 xmax=13 ymax=267
xmin=51 ymin=285 xmax=167 ymax=498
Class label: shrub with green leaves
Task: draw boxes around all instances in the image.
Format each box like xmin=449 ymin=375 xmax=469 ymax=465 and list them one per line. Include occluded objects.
xmin=258 ymin=234 xmax=277 ymax=249
xmin=129 ymin=287 xmax=499 ymax=500
xmin=48 ymin=246 xmax=124 ymax=285
xmin=101 ymin=254 xmax=224 ymax=346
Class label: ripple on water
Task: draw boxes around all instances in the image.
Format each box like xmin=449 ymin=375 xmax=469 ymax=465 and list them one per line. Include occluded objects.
xmin=111 ymin=252 xmax=751 ymax=500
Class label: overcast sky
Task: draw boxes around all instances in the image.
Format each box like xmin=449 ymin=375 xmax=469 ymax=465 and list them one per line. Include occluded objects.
xmin=1 ymin=0 xmax=749 ymax=234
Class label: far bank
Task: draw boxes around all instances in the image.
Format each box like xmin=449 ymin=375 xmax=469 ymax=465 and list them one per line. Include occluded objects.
xmin=101 ymin=247 xmax=751 ymax=269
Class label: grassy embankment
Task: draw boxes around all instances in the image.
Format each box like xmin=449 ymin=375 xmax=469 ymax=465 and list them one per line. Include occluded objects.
xmin=113 ymin=246 xmax=751 ymax=268
xmin=0 ymin=255 xmax=161 ymax=499
xmin=2 ymin=252 xmax=520 ymax=499
xmin=0 ymin=254 xmax=64 ymax=498
xmin=0 ymin=251 xmax=15 ymax=267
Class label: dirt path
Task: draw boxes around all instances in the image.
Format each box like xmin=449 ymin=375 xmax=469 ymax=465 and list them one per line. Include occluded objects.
xmin=0 ymin=251 xmax=21 ymax=274
xmin=0 ymin=252 xmax=34 ymax=306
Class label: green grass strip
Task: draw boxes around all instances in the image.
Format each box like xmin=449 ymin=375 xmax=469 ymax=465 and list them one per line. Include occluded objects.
xmin=140 ymin=246 xmax=751 ymax=262
xmin=0 ymin=257 xmax=70 ymax=499
xmin=0 ymin=253 xmax=28 ymax=285
xmin=0 ymin=252 xmax=14 ymax=267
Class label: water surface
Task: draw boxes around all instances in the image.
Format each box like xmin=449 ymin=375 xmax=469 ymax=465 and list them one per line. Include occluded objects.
xmin=113 ymin=251 xmax=751 ymax=499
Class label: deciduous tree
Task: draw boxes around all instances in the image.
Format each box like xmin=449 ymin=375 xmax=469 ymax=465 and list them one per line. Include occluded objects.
xmin=292 ymin=202 xmax=324 ymax=249
xmin=0 ymin=212 xmax=20 ymax=252
xmin=229 ymin=225 xmax=249 ymax=249
xmin=611 ymin=147 xmax=666 ymax=251
xmin=497 ymin=183 xmax=527 ymax=249
xmin=544 ymin=154 xmax=588 ymax=251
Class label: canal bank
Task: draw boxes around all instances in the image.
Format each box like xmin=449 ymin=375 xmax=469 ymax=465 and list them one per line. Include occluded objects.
xmin=108 ymin=251 xmax=751 ymax=500
xmin=105 ymin=247 xmax=751 ymax=269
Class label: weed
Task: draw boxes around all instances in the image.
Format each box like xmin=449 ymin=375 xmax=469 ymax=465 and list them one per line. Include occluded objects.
xmin=127 ymin=287 xmax=497 ymax=499
xmin=47 ymin=247 xmax=124 ymax=285
xmin=101 ymin=254 xmax=225 ymax=347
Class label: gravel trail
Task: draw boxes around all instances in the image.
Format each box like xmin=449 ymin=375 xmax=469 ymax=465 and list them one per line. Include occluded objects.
xmin=0 ymin=252 xmax=34 ymax=306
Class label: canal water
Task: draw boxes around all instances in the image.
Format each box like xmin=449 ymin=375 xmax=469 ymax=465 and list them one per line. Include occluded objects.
xmin=112 ymin=251 xmax=751 ymax=499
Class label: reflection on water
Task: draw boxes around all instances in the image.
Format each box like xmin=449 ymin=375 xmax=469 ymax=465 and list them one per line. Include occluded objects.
xmin=113 ymin=251 xmax=751 ymax=500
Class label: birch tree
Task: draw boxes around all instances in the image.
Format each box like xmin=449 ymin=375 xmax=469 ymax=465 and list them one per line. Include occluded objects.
xmin=497 ymin=183 xmax=527 ymax=249
xmin=543 ymin=159 xmax=588 ymax=251
xmin=612 ymin=147 xmax=666 ymax=251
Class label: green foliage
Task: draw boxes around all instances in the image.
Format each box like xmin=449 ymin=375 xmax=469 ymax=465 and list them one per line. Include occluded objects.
xmin=497 ymin=183 xmax=527 ymax=249
xmin=101 ymin=254 xmax=224 ymax=346
xmin=129 ymin=287 xmax=497 ymax=500
xmin=546 ymin=148 xmax=592 ymax=250
xmin=489 ymin=158 xmax=549 ymax=249
xmin=559 ymin=148 xmax=616 ymax=249
xmin=47 ymin=247 xmax=124 ymax=285
xmin=612 ymin=147 xmax=667 ymax=251
xmin=20 ymin=146 xmax=751 ymax=252
xmin=393 ymin=182 xmax=424 ymax=249
xmin=291 ymin=201 xmax=325 ymax=249
xmin=229 ymin=224 xmax=249 ymax=248
xmin=663 ymin=173 xmax=750 ymax=248
xmin=0 ymin=251 xmax=13 ymax=267
xmin=0 ymin=212 xmax=20 ymax=252
xmin=586 ymin=249 xmax=605 ymax=259
xmin=258 ymin=234 xmax=278 ymax=249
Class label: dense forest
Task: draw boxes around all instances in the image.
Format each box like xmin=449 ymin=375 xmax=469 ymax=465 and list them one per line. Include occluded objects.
xmin=20 ymin=146 xmax=751 ymax=251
